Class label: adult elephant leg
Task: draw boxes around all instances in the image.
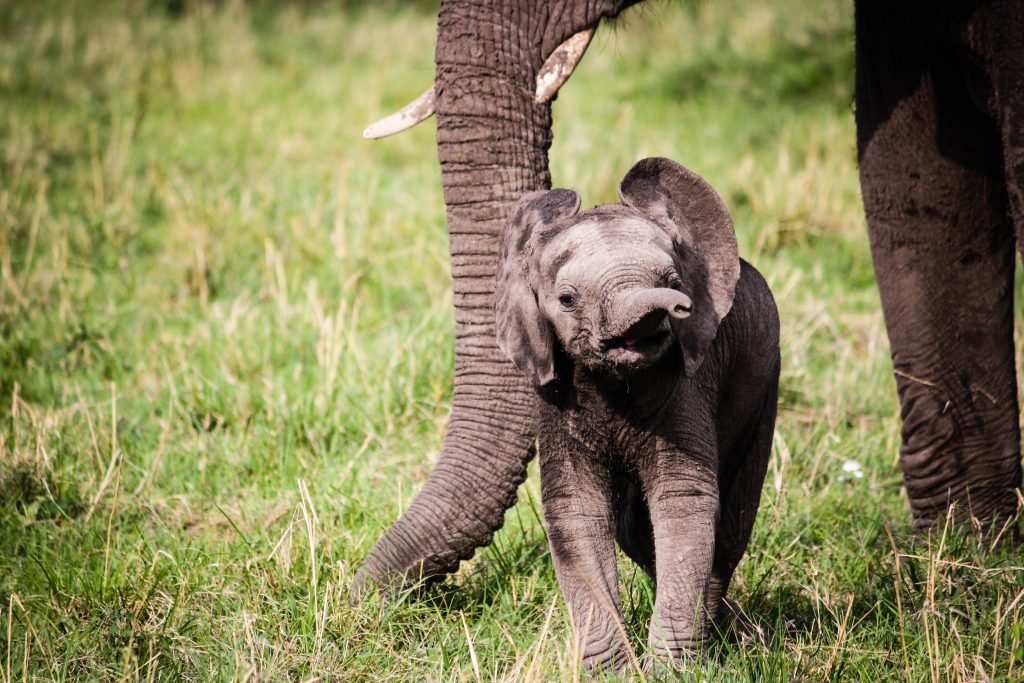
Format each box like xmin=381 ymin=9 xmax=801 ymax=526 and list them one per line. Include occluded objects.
xmin=969 ymin=5 xmax=1024 ymax=276
xmin=856 ymin=3 xmax=1022 ymax=529
xmin=354 ymin=0 xmax=636 ymax=596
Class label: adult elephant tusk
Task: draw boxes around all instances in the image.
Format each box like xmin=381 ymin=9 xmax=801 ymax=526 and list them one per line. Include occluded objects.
xmin=363 ymin=27 xmax=593 ymax=139
xmin=363 ymin=86 xmax=436 ymax=139
xmin=535 ymin=27 xmax=596 ymax=104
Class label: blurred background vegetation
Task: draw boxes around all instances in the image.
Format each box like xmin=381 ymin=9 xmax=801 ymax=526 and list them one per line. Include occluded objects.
xmin=0 ymin=0 xmax=1021 ymax=680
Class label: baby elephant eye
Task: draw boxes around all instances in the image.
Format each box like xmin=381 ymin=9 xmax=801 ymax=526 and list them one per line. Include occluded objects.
xmin=557 ymin=293 xmax=578 ymax=309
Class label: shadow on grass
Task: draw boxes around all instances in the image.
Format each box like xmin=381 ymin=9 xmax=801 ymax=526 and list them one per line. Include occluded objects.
xmin=0 ymin=460 xmax=88 ymax=533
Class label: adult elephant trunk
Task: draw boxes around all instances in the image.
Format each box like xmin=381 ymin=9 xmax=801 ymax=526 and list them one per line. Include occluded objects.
xmin=354 ymin=0 xmax=634 ymax=596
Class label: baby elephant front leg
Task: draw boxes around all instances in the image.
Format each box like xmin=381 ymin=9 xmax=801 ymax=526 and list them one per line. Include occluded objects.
xmin=644 ymin=457 xmax=718 ymax=667
xmin=540 ymin=445 xmax=627 ymax=671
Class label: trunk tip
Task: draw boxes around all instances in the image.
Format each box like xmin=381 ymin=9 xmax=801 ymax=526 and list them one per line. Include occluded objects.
xmin=670 ymin=304 xmax=691 ymax=320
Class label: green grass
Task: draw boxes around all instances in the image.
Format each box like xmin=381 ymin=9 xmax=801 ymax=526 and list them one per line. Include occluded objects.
xmin=1 ymin=0 xmax=1022 ymax=680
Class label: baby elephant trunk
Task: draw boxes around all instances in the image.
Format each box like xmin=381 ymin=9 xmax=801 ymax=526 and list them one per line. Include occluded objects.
xmin=604 ymin=288 xmax=692 ymax=340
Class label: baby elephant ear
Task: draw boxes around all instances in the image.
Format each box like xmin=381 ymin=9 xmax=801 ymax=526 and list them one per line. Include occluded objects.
xmin=618 ymin=157 xmax=740 ymax=375
xmin=496 ymin=189 xmax=581 ymax=388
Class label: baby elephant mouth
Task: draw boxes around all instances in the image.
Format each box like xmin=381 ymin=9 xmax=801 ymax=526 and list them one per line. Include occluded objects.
xmin=601 ymin=310 xmax=672 ymax=356
xmin=590 ymin=287 xmax=691 ymax=370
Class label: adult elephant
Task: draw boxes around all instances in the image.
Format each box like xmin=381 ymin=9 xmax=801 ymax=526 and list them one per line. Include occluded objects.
xmin=353 ymin=0 xmax=1023 ymax=595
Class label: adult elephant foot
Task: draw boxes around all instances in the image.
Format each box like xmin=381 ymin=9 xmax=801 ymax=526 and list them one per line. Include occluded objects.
xmin=856 ymin=2 xmax=1023 ymax=533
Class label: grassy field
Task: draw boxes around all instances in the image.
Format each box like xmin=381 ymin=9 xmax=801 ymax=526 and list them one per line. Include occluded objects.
xmin=1 ymin=0 xmax=1023 ymax=680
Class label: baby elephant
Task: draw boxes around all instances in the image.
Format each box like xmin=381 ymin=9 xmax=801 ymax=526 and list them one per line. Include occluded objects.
xmin=495 ymin=157 xmax=780 ymax=671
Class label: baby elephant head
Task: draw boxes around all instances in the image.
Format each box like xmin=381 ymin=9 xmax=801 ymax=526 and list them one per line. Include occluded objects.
xmin=496 ymin=157 xmax=740 ymax=390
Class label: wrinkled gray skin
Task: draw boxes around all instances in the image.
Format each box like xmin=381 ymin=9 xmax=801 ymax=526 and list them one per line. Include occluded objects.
xmin=495 ymin=158 xmax=780 ymax=669
xmin=354 ymin=0 xmax=1024 ymax=599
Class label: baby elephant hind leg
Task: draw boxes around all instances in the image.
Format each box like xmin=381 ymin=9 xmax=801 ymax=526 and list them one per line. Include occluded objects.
xmin=709 ymin=388 xmax=778 ymax=645
xmin=613 ymin=477 xmax=656 ymax=579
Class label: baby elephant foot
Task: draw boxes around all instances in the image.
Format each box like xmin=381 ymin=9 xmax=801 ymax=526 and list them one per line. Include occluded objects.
xmin=646 ymin=625 xmax=708 ymax=675
xmin=579 ymin=629 xmax=632 ymax=673
xmin=714 ymin=597 xmax=772 ymax=648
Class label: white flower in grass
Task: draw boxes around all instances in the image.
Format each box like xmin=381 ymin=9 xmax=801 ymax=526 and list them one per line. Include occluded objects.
xmin=838 ymin=459 xmax=864 ymax=481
